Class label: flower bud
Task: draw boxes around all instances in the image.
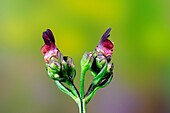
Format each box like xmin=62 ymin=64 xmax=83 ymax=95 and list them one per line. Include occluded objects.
xmin=96 ymin=63 xmax=114 ymax=87
xmin=90 ymin=52 xmax=107 ymax=77
xmin=81 ymin=52 xmax=94 ymax=71
xmin=48 ymin=70 xmax=60 ymax=80
xmin=60 ymin=60 xmax=67 ymax=77
xmin=95 ymin=52 xmax=107 ymax=69
xmin=47 ymin=60 xmax=61 ymax=73
xmin=96 ymin=73 xmax=113 ymax=88
xmin=63 ymin=56 xmax=76 ymax=81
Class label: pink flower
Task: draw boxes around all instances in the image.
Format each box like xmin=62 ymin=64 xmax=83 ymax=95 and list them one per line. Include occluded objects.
xmin=95 ymin=28 xmax=114 ymax=60
xmin=41 ymin=29 xmax=61 ymax=63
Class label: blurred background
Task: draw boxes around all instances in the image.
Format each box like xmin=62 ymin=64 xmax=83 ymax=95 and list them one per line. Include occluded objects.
xmin=0 ymin=0 xmax=169 ymax=113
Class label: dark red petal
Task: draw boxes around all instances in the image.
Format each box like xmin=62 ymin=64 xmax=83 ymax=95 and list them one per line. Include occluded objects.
xmin=46 ymin=29 xmax=55 ymax=43
xmin=42 ymin=32 xmax=51 ymax=45
xmin=42 ymin=29 xmax=55 ymax=46
xmin=102 ymin=39 xmax=113 ymax=50
xmin=95 ymin=28 xmax=114 ymax=58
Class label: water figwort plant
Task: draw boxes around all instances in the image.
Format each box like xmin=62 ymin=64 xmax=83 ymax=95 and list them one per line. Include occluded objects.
xmin=40 ymin=28 xmax=114 ymax=113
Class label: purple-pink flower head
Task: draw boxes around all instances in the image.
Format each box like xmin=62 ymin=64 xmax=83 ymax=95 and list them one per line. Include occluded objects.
xmin=41 ymin=29 xmax=60 ymax=63
xmin=96 ymin=28 xmax=114 ymax=59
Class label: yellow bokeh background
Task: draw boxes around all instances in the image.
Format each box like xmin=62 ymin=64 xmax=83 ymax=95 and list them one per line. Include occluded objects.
xmin=0 ymin=0 xmax=169 ymax=113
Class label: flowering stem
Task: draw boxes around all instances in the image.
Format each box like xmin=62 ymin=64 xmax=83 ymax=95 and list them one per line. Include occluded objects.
xmin=80 ymin=69 xmax=87 ymax=113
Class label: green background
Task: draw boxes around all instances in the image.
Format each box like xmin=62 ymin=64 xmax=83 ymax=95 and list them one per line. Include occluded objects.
xmin=0 ymin=0 xmax=169 ymax=113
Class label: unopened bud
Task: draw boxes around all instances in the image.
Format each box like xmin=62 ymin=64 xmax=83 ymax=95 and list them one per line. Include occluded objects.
xmin=48 ymin=70 xmax=60 ymax=80
xmin=81 ymin=52 xmax=94 ymax=71
xmin=47 ymin=61 xmax=61 ymax=73
xmin=95 ymin=52 xmax=107 ymax=69
xmin=63 ymin=56 xmax=76 ymax=81
xmin=56 ymin=51 xmax=63 ymax=63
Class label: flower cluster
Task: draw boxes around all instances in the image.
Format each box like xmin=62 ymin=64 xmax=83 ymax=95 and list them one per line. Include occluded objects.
xmin=41 ymin=29 xmax=76 ymax=82
xmin=92 ymin=28 xmax=114 ymax=84
xmin=81 ymin=28 xmax=114 ymax=99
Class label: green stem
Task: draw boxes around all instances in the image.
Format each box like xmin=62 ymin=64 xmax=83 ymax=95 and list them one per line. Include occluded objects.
xmin=80 ymin=69 xmax=86 ymax=99
xmin=68 ymin=81 xmax=80 ymax=98
xmin=55 ymin=81 xmax=79 ymax=104
xmin=80 ymin=69 xmax=87 ymax=113
xmin=84 ymin=87 xmax=99 ymax=104
xmin=84 ymin=74 xmax=113 ymax=104
xmin=78 ymin=99 xmax=86 ymax=113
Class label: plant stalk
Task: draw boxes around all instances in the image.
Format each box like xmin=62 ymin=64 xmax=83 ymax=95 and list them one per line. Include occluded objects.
xmin=80 ymin=70 xmax=86 ymax=100
xmin=80 ymin=69 xmax=86 ymax=113
xmin=78 ymin=99 xmax=86 ymax=113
